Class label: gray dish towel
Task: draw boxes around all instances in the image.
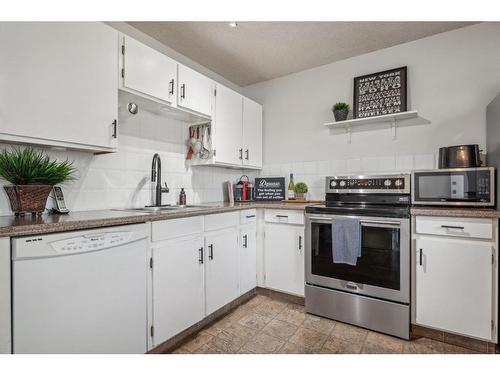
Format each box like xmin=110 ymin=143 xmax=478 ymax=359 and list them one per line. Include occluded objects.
xmin=332 ymin=217 xmax=361 ymax=266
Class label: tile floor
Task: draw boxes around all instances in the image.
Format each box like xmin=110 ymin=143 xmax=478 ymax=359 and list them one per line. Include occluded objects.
xmin=169 ymin=294 xmax=483 ymax=354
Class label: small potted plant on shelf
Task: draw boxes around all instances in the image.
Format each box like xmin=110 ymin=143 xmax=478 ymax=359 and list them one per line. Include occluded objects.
xmin=294 ymin=182 xmax=308 ymax=201
xmin=332 ymin=102 xmax=350 ymax=121
xmin=0 ymin=147 xmax=76 ymax=216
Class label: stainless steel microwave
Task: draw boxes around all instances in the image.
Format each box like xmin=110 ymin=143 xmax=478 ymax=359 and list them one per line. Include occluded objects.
xmin=411 ymin=167 xmax=495 ymax=207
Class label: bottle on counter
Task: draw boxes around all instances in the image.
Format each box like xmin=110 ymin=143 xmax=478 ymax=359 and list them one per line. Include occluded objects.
xmin=287 ymin=173 xmax=295 ymax=200
xmin=179 ymin=188 xmax=187 ymax=206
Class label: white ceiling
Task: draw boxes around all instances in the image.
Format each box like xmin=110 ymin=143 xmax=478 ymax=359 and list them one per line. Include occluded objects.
xmin=128 ymin=22 xmax=476 ymax=87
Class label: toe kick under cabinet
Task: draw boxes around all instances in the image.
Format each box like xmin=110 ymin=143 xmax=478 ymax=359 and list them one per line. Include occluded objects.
xmin=413 ymin=216 xmax=498 ymax=343
xmin=149 ymin=210 xmax=257 ymax=348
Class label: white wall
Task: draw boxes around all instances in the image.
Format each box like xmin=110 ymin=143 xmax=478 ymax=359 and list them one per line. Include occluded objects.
xmin=244 ymin=22 xmax=500 ymax=199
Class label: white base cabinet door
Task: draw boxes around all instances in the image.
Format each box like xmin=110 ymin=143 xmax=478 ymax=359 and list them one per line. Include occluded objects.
xmin=264 ymin=223 xmax=305 ymax=296
xmin=415 ymin=236 xmax=495 ymax=341
xmin=121 ymin=35 xmax=177 ymax=105
xmin=239 ymin=224 xmax=257 ymax=295
xmin=205 ymin=228 xmax=239 ymax=314
xmin=177 ymin=65 xmax=213 ymax=117
xmin=152 ymin=235 xmax=205 ymax=346
xmin=0 ymin=22 xmax=118 ymax=150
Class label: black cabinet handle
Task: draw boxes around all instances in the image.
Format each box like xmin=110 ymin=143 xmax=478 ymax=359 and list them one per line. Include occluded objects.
xmin=243 ymin=235 xmax=248 ymax=248
xmin=441 ymin=225 xmax=465 ymax=230
xmin=198 ymin=247 xmax=204 ymax=264
xmin=169 ymin=79 xmax=174 ymax=95
xmin=112 ymin=119 xmax=117 ymax=139
xmin=246 ymin=215 xmax=256 ymax=219
xmin=180 ymin=84 xmax=186 ymax=99
xmin=276 ymin=215 xmax=288 ymax=218
xmin=245 ymin=149 xmax=249 ymax=160
xmin=299 ymin=235 xmax=302 ymax=250
xmin=208 ymin=244 xmax=214 ymax=260
xmin=419 ymin=248 xmax=423 ymax=266
xmin=239 ymin=148 xmax=243 ymax=160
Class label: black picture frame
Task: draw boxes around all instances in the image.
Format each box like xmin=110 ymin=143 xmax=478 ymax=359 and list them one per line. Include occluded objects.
xmin=353 ymin=66 xmax=407 ymax=119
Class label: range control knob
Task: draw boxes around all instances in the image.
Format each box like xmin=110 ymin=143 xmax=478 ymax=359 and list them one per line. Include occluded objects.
xmin=395 ymin=179 xmax=403 ymax=187
xmin=339 ymin=180 xmax=346 ymax=187
xmin=384 ymin=179 xmax=392 ymax=187
xmin=330 ymin=180 xmax=337 ymax=188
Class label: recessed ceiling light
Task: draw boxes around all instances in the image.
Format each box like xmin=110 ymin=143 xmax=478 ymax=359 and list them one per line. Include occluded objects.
xmin=228 ymin=22 xmax=238 ymax=28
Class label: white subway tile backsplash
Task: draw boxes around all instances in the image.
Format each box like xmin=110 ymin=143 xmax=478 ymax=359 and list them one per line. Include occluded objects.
xmin=414 ymin=154 xmax=435 ymax=170
xmin=346 ymin=158 xmax=362 ymax=173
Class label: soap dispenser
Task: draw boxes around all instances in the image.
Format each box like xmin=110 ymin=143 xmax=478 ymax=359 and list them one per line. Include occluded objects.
xmin=179 ymin=188 xmax=187 ymax=206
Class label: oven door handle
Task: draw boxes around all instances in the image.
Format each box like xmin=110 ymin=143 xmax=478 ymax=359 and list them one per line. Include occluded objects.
xmin=360 ymin=220 xmax=401 ymax=228
xmin=308 ymin=217 xmax=402 ymax=228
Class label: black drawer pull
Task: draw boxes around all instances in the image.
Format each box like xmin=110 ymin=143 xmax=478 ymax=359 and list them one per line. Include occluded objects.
xmin=276 ymin=215 xmax=288 ymax=218
xmin=246 ymin=215 xmax=256 ymax=219
xmin=441 ymin=225 xmax=465 ymax=230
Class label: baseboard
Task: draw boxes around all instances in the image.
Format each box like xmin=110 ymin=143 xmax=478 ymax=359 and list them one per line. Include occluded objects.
xmin=411 ymin=324 xmax=498 ymax=354
xmin=256 ymin=287 xmax=305 ymax=306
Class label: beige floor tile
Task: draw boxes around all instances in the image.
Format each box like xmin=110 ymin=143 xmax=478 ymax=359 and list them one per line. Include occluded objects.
xmin=320 ymin=337 xmax=363 ymax=354
xmin=252 ymin=299 xmax=288 ymax=319
xmin=262 ymin=319 xmax=299 ymax=340
xmin=289 ymin=326 xmax=328 ymax=352
xmin=275 ymin=306 xmax=307 ymax=326
xmin=301 ymin=315 xmax=336 ymax=334
xmin=403 ymin=337 xmax=446 ymax=354
xmin=330 ymin=322 xmax=368 ymax=345
xmin=203 ymin=316 xmax=233 ymax=336
xmin=442 ymin=342 xmax=481 ymax=354
xmin=287 ymin=303 xmax=306 ymax=312
xmin=238 ymin=311 xmax=272 ymax=330
xmin=216 ymin=322 xmax=258 ymax=347
xmin=170 ymin=346 xmax=192 ymax=354
xmin=361 ymin=331 xmax=405 ymax=354
xmin=194 ymin=336 xmax=240 ymax=354
xmin=278 ymin=342 xmax=315 ymax=354
xmin=241 ymin=295 xmax=270 ymax=309
xmin=181 ymin=331 xmax=215 ymax=352
xmin=241 ymin=332 xmax=285 ymax=354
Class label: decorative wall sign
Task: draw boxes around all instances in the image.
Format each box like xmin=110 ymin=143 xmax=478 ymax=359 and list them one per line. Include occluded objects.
xmin=353 ymin=66 xmax=407 ymax=119
xmin=254 ymin=177 xmax=285 ymax=201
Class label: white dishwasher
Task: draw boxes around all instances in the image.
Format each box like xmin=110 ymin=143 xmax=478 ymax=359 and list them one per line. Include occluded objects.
xmin=12 ymin=223 xmax=149 ymax=354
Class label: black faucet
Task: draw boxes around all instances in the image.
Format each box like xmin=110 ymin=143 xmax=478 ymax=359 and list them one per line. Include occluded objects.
xmin=151 ymin=153 xmax=169 ymax=206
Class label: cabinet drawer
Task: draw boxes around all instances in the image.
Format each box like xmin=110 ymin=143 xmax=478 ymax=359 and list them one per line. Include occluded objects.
xmin=204 ymin=212 xmax=239 ymax=231
xmin=240 ymin=209 xmax=257 ymax=225
xmin=152 ymin=216 xmax=203 ymax=242
xmin=265 ymin=209 xmax=304 ymax=225
xmin=415 ymin=216 xmax=493 ymax=240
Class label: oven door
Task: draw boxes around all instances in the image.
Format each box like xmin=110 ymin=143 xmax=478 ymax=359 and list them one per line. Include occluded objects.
xmin=305 ymin=213 xmax=410 ymax=304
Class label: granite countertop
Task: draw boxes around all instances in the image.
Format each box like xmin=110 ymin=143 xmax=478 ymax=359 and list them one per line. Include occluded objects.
xmin=411 ymin=206 xmax=500 ymax=219
xmin=0 ymin=201 xmax=318 ymax=238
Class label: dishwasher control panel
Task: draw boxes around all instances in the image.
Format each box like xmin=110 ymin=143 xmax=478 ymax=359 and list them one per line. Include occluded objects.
xmin=50 ymin=232 xmax=133 ymax=254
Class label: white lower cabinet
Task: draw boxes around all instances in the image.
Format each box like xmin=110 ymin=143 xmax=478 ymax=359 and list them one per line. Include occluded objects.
xmin=205 ymin=227 xmax=240 ymax=315
xmin=152 ymin=234 xmax=205 ymax=346
xmin=414 ymin=216 xmax=498 ymax=342
xmin=264 ymin=216 xmax=305 ymax=296
xmin=240 ymin=223 xmax=257 ymax=294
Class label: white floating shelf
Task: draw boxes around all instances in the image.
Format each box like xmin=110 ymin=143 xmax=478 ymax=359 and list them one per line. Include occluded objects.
xmin=324 ymin=110 xmax=419 ymax=143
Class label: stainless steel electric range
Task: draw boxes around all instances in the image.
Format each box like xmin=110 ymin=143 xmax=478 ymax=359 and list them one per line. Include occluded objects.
xmin=305 ymin=174 xmax=411 ymax=339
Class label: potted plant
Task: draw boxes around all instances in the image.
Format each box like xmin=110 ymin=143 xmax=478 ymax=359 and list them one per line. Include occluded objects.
xmin=0 ymin=147 xmax=76 ymax=216
xmin=332 ymin=102 xmax=350 ymax=121
xmin=294 ymin=182 xmax=308 ymax=200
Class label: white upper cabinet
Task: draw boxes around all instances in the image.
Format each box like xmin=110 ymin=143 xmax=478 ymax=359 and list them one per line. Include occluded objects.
xmin=0 ymin=22 xmax=118 ymax=151
xmin=121 ymin=36 xmax=177 ymax=105
xmin=242 ymin=97 xmax=263 ymax=168
xmin=177 ymin=65 xmax=214 ymax=117
xmin=213 ymin=85 xmax=243 ymax=166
